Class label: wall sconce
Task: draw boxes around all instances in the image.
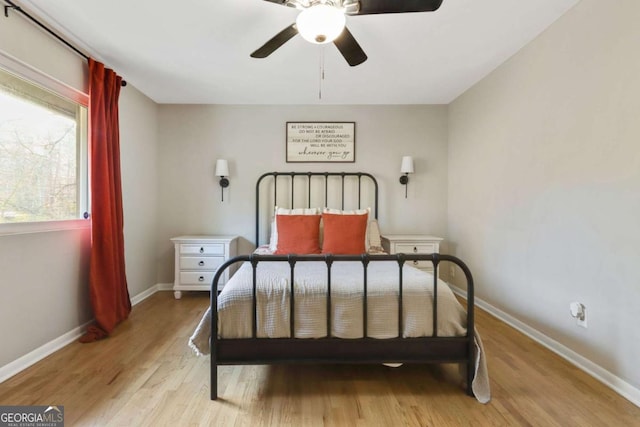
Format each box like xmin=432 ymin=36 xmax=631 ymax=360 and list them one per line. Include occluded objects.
xmin=399 ymin=156 xmax=414 ymax=198
xmin=215 ymin=159 xmax=230 ymax=202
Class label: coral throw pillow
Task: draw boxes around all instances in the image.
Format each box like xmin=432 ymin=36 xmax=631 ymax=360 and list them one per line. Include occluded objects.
xmin=274 ymin=214 xmax=321 ymax=254
xmin=322 ymin=213 xmax=368 ymax=254
xmin=269 ymin=206 xmax=320 ymax=252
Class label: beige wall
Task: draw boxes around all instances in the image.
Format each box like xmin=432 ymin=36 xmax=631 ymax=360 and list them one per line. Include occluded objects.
xmin=0 ymin=8 xmax=86 ymax=92
xmin=0 ymin=10 xmax=159 ymax=369
xmin=448 ymin=0 xmax=640 ymax=390
xmin=0 ymin=228 xmax=92 ymax=367
xmin=156 ymin=105 xmax=448 ymax=282
xmin=120 ymin=86 xmax=160 ymax=297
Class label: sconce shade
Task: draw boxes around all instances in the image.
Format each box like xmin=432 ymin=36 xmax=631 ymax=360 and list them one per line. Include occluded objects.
xmin=400 ymin=156 xmax=414 ymax=174
xmin=215 ymin=159 xmax=229 ymax=177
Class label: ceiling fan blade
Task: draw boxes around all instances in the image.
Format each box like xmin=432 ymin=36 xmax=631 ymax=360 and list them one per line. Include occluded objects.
xmin=250 ymin=24 xmax=298 ymax=59
xmin=356 ymin=0 xmax=443 ymax=15
xmin=333 ymin=27 xmax=367 ymax=67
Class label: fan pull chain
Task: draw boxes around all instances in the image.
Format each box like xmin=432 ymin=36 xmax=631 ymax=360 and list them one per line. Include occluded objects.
xmin=319 ymin=47 xmax=325 ymax=100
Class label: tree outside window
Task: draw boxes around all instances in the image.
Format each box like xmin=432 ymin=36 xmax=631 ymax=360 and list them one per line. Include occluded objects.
xmin=0 ymin=67 xmax=87 ymax=224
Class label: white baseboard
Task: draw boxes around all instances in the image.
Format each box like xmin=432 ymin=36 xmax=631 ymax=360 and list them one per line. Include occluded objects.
xmin=0 ymin=283 xmax=167 ymax=384
xmin=0 ymin=320 xmax=91 ymax=383
xmin=130 ymin=284 xmax=160 ymax=305
xmin=10 ymin=281 xmax=637 ymax=408
xmin=156 ymin=282 xmax=174 ymax=291
xmin=449 ymin=284 xmax=640 ymax=408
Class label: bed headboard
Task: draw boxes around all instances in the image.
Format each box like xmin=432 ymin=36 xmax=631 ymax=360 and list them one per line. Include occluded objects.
xmin=255 ymin=172 xmax=379 ymax=246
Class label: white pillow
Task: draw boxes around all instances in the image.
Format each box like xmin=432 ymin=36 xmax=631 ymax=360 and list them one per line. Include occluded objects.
xmin=367 ymin=218 xmax=385 ymax=254
xmin=268 ymin=206 xmax=321 ymax=252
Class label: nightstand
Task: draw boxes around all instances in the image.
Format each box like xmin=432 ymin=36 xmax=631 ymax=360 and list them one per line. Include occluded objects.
xmin=170 ymin=235 xmax=239 ymax=299
xmin=381 ymin=234 xmax=443 ymax=277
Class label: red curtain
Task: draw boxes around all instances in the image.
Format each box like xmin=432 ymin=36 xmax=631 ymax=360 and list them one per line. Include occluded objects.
xmin=79 ymin=59 xmax=131 ymax=343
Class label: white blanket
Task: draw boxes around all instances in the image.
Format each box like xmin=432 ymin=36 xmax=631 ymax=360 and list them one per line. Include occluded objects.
xmin=189 ymin=260 xmax=490 ymax=403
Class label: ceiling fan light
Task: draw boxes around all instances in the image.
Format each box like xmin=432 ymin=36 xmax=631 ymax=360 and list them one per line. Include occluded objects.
xmin=296 ymin=5 xmax=346 ymax=45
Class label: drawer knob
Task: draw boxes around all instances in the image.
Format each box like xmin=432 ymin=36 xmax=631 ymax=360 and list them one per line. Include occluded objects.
xmin=413 ymin=246 xmax=418 ymax=253
xmin=198 ymin=261 xmax=205 ymax=266
xmin=413 ymin=260 xmax=419 ymax=266
xmin=198 ymin=276 xmax=205 ymax=282
xmin=199 ymin=247 xmax=204 ymax=253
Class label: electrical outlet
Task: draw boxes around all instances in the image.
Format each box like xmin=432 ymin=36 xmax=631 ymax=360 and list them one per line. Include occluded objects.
xmin=577 ymin=306 xmax=587 ymax=328
xmin=450 ymin=266 xmax=456 ymax=278
xmin=570 ymin=302 xmax=588 ymax=328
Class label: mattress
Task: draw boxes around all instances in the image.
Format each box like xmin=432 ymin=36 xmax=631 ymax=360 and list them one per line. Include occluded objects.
xmin=215 ymin=260 xmax=467 ymax=339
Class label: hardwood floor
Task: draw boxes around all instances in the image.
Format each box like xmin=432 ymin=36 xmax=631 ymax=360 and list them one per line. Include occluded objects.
xmin=1 ymin=292 xmax=638 ymax=426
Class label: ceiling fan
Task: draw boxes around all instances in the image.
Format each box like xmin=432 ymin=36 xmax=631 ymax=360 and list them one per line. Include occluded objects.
xmin=251 ymin=0 xmax=444 ymax=67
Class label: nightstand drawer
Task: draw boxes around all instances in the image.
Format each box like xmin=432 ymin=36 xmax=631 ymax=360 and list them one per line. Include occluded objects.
xmin=180 ymin=271 xmax=216 ymax=285
xmin=179 ymin=256 xmax=224 ymax=270
xmin=394 ymin=243 xmax=438 ymax=254
xmin=180 ymin=243 xmax=224 ymax=256
xmin=408 ymin=259 xmax=436 ymax=270
xmin=382 ymin=235 xmax=443 ymax=278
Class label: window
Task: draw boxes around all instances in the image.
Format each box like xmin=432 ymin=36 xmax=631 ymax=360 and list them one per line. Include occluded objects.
xmin=0 ymin=65 xmax=88 ymax=226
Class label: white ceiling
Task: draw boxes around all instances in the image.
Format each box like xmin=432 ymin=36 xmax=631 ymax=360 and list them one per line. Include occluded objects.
xmin=20 ymin=0 xmax=579 ymax=104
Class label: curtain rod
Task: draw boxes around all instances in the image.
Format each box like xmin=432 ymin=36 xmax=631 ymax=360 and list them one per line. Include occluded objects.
xmin=4 ymin=0 xmax=127 ymax=87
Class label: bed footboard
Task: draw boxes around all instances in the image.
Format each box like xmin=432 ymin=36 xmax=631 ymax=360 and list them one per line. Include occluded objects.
xmin=209 ymin=253 xmax=475 ymax=400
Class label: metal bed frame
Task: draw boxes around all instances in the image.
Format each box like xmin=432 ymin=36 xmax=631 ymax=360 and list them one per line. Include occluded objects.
xmin=209 ymin=172 xmax=476 ymax=400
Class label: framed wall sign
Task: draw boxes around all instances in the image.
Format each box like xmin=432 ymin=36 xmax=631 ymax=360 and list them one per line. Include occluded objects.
xmin=286 ymin=122 xmax=355 ymax=163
